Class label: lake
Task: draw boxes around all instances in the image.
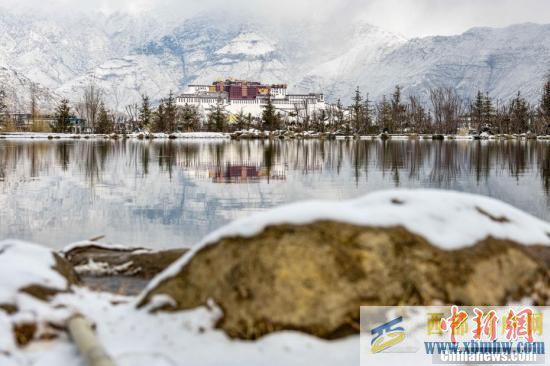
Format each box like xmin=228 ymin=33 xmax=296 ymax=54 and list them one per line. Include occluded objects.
xmin=0 ymin=139 xmax=548 ymax=249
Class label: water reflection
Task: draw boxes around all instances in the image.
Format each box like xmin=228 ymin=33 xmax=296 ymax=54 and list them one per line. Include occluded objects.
xmin=0 ymin=139 xmax=548 ymax=249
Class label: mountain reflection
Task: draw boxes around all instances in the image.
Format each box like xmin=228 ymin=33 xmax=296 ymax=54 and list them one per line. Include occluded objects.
xmin=0 ymin=139 xmax=548 ymax=249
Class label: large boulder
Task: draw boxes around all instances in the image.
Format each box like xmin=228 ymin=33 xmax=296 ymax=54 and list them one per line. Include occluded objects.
xmin=138 ymin=190 xmax=550 ymax=340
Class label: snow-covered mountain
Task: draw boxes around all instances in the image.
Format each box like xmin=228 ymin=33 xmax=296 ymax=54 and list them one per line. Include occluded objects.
xmin=347 ymin=23 xmax=550 ymax=104
xmin=194 ymin=30 xmax=289 ymax=84
xmin=297 ymin=23 xmax=407 ymax=100
xmin=0 ymin=64 xmax=59 ymax=112
xmin=0 ymin=11 xmax=167 ymax=88
xmin=0 ymin=8 xmax=549 ymax=111
xmin=57 ymin=22 xmax=291 ymax=108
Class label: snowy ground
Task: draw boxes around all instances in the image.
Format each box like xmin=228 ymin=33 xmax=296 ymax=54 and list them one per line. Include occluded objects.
xmin=4 ymin=289 xmax=357 ymax=366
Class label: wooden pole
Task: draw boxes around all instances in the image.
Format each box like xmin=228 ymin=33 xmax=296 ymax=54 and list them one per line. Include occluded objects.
xmin=67 ymin=315 xmax=116 ymax=366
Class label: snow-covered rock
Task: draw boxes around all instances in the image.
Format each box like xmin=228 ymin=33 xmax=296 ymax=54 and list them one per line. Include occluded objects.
xmin=139 ymin=189 xmax=549 ymax=339
xmin=0 ymin=240 xmax=78 ymax=347
xmin=0 ymin=240 xmax=78 ymax=306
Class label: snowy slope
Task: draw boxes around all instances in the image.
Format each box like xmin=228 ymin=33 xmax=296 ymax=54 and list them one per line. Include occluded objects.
xmin=193 ymin=30 xmax=289 ymax=85
xmin=0 ymin=11 xmax=166 ymax=89
xmin=0 ymin=65 xmax=59 ymax=112
xmin=55 ymin=55 xmax=184 ymax=110
xmin=296 ymin=23 xmax=407 ymax=99
xmin=305 ymin=23 xmax=550 ymax=104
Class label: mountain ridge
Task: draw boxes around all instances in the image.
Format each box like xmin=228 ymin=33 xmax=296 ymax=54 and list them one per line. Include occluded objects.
xmin=0 ymin=11 xmax=548 ymax=112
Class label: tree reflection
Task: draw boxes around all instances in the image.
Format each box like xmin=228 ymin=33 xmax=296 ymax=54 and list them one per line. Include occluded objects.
xmin=538 ymin=143 xmax=550 ymax=194
xmin=0 ymin=139 xmax=548 ymax=200
xmin=56 ymin=142 xmax=72 ymax=171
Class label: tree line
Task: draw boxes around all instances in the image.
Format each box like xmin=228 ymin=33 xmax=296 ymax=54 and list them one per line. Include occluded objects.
xmin=335 ymin=78 xmax=550 ymax=136
xmin=1 ymin=75 xmax=549 ymax=135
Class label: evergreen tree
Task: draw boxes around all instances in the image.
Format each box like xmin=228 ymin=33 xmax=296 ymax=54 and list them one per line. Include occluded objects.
xmin=542 ymin=76 xmax=550 ymax=118
xmin=262 ymin=94 xmax=277 ymax=131
xmin=364 ymin=93 xmax=374 ymax=134
xmin=234 ymin=110 xmax=247 ymax=131
xmin=471 ymin=91 xmax=484 ymax=133
xmin=482 ymin=93 xmax=495 ymax=131
xmin=96 ymin=102 xmax=113 ymax=134
xmin=390 ymin=85 xmax=406 ymax=133
xmin=316 ymin=109 xmax=327 ymax=132
xmin=154 ymin=103 xmax=166 ymax=132
xmin=509 ymin=92 xmax=530 ymax=134
xmin=177 ymin=104 xmax=200 ymax=131
xmin=139 ymin=95 xmax=152 ymax=130
xmin=54 ymin=99 xmax=72 ymax=133
xmin=377 ymin=96 xmax=393 ymax=133
xmin=207 ymin=96 xmax=227 ymax=132
xmin=164 ymin=91 xmax=177 ymax=133
xmin=246 ymin=113 xmax=253 ymax=130
xmin=351 ymin=86 xmax=363 ymax=134
xmin=538 ymin=75 xmax=550 ymax=134
xmin=335 ymin=99 xmax=345 ymax=132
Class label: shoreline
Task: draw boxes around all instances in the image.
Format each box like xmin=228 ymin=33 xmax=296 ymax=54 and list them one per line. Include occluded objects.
xmin=1 ymin=131 xmax=550 ymax=141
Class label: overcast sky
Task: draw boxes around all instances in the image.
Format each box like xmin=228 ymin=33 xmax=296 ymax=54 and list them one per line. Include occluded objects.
xmin=1 ymin=0 xmax=549 ymax=37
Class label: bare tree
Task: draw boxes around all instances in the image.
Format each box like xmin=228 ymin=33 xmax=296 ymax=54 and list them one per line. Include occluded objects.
xmin=110 ymin=83 xmax=122 ymax=114
xmin=29 ymin=83 xmax=43 ymax=132
xmin=82 ymin=80 xmax=103 ymax=132
xmin=407 ymin=95 xmax=431 ymax=134
xmin=430 ymin=87 xmax=463 ymax=134
xmin=2 ymin=89 xmax=18 ymax=131
xmin=125 ymin=103 xmax=139 ymax=131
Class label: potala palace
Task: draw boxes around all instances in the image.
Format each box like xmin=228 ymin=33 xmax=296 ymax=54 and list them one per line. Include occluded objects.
xmin=176 ymin=80 xmax=327 ymax=118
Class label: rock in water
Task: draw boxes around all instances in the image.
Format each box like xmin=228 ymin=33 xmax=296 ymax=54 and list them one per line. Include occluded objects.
xmin=62 ymin=243 xmax=187 ymax=279
xmin=61 ymin=243 xmax=187 ymax=294
xmin=138 ymin=190 xmax=550 ymax=340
